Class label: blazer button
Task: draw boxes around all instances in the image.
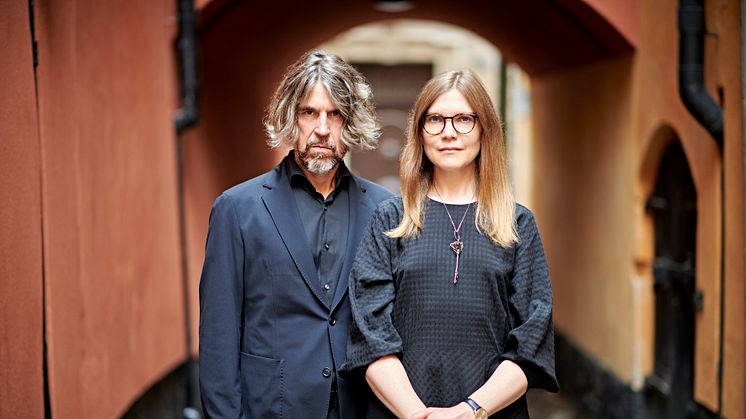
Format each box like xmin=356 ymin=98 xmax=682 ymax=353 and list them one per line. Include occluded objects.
xmin=322 ymin=367 xmax=332 ymax=378
xmin=329 ymin=317 xmax=336 ymax=326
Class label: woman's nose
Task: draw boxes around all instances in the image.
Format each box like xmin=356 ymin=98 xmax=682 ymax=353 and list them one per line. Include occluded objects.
xmin=441 ymin=120 xmax=457 ymax=139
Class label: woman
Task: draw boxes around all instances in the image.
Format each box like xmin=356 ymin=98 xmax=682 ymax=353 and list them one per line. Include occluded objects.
xmin=343 ymin=69 xmax=559 ymax=419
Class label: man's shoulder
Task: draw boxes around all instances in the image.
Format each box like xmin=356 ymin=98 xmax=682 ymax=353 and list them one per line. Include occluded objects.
xmin=224 ymin=172 xmax=272 ymax=194
xmin=214 ymin=166 xmax=282 ymax=206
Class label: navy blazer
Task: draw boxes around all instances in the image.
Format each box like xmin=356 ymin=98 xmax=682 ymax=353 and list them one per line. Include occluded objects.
xmin=199 ymin=156 xmax=393 ymax=419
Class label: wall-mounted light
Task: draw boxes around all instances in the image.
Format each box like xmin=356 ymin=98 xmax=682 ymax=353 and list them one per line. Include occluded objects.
xmin=373 ymin=0 xmax=414 ymax=13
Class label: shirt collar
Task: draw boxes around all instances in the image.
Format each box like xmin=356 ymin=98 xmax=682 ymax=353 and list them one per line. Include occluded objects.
xmin=285 ymin=150 xmax=351 ymax=190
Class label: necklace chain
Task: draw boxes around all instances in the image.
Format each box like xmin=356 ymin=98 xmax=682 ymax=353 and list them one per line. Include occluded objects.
xmin=433 ymin=186 xmax=472 ymax=285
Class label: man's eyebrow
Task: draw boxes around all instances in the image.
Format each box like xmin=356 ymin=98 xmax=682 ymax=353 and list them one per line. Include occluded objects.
xmin=299 ymin=106 xmax=341 ymax=113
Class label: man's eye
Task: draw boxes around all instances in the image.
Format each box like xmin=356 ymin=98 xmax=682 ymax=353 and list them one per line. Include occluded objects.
xmin=328 ymin=110 xmax=342 ymax=118
xmin=300 ymin=109 xmax=316 ymax=117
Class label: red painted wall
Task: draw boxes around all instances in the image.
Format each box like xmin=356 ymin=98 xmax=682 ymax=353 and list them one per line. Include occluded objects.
xmin=33 ymin=1 xmax=186 ymax=417
xmin=0 ymin=2 xmax=45 ymax=417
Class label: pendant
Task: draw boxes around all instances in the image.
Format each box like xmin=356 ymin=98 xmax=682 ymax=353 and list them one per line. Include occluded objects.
xmin=450 ymin=240 xmax=463 ymax=285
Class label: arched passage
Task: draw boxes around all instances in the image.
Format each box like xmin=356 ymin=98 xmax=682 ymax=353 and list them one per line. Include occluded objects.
xmin=182 ymin=0 xmax=637 ymax=238
xmin=182 ymin=0 xmax=637 ymax=308
xmin=178 ymin=0 xmax=639 ymax=415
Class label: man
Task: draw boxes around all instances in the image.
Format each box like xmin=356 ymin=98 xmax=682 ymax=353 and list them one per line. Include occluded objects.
xmin=199 ymin=50 xmax=392 ymax=419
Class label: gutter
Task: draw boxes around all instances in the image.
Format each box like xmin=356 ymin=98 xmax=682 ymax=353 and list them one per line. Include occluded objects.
xmin=679 ymin=0 xmax=724 ymax=146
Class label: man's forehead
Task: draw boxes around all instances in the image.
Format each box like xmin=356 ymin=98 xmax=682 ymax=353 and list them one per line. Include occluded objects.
xmin=299 ymin=82 xmax=338 ymax=109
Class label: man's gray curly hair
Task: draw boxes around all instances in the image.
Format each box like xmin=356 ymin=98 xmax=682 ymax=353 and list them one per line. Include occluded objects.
xmin=264 ymin=50 xmax=380 ymax=151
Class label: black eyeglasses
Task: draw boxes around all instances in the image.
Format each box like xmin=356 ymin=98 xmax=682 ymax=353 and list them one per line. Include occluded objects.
xmin=421 ymin=113 xmax=478 ymax=135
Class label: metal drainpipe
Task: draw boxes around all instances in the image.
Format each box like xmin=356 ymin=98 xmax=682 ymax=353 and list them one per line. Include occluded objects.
xmin=679 ymin=0 xmax=726 ymax=416
xmin=741 ymin=0 xmax=746 ymax=411
xmin=679 ymin=0 xmax=724 ymax=145
xmin=174 ymin=0 xmax=200 ymax=417
xmin=175 ymin=0 xmax=199 ymax=133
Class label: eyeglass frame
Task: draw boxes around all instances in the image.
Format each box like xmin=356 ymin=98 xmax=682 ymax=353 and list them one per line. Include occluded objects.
xmin=420 ymin=113 xmax=479 ymax=135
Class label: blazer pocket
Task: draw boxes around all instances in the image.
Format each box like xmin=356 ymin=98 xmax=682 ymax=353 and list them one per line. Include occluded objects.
xmin=240 ymin=352 xmax=284 ymax=419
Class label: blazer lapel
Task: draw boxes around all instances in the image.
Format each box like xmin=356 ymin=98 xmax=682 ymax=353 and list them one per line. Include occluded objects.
xmin=331 ymin=177 xmax=374 ymax=311
xmin=262 ymin=166 xmax=329 ymax=309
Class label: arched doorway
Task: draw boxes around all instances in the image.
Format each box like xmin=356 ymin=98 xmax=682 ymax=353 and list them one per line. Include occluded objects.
xmin=644 ymin=141 xmax=715 ymax=418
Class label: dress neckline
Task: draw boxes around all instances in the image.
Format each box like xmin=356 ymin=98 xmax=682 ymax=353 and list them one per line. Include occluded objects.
xmin=427 ymin=196 xmax=476 ymax=206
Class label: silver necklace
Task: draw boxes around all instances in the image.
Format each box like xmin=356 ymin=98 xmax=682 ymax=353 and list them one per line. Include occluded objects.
xmin=434 ymin=188 xmax=472 ymax=285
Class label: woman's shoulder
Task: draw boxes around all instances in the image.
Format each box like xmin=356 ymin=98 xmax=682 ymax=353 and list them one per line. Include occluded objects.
xmin=374 ymin=195 xmax=404 ymax=215
xmin=514 ymin=202 xmax=536 ymax=224
xmin=370 ymin=196 xmax=404 ymax=229
xmin=513 ymin=203 xmax=543 ymax=243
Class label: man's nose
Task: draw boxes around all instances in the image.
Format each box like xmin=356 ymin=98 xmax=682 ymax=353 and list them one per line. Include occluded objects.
xmin=314 ymin=112 xmax=331 ymax=136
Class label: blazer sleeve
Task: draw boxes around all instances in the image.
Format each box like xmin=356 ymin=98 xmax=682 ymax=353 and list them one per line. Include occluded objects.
xmin=498 ymin=208 xmax=560 ymax=393
xmin=199 ymin=193 xmax=246 ymax=418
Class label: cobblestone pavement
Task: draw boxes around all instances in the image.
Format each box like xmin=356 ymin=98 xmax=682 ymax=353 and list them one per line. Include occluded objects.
xmin=527 ymin=389 xmax=589 ymax=419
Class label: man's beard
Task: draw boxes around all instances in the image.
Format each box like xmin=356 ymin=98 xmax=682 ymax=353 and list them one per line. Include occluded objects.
xmin=296 ymin=138 xmax=347 ymax=175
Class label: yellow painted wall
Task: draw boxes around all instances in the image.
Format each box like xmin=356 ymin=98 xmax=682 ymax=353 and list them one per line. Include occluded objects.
xmin=532 ymin=55 xmax=639 ymax=385
xmin=534 ymin=0 xmax=743 ymax=416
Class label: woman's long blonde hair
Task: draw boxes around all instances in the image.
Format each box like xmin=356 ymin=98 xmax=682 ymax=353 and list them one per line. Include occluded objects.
xmin=387 ymin=69 xmax=518 ymax=247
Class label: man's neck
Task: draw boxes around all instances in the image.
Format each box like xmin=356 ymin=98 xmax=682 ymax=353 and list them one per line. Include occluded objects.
xmin=295 ymin=158 xmax=339 ymax=198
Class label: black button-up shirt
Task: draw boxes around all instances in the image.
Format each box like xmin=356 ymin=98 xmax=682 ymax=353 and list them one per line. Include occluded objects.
xmin=286 ymin=154 xmax=350 ymax=302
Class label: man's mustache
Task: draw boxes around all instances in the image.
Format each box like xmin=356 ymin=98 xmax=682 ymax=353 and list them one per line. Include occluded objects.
xmin=306 ymin=138 xmax=337 ymax=151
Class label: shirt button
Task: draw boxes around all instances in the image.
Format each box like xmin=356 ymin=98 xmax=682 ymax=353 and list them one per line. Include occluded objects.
xmin=329 ymin=317 xmax=336 ymax=326
xmin=322 ymin=367 xmax=332 ymax=378
xmin=323 ymin=283 xmax=330 ymax=291
xmin=324 ymin=243 xmax=330 ymax=250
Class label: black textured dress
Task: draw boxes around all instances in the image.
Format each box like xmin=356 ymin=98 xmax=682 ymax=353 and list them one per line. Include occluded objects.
xmin=343 ymin=197 xmax=559 ymax=418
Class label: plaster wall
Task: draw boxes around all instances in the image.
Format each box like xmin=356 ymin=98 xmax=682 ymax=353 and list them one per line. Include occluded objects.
xmin=0 ymin=2 xmax=44 ymax=417
xmin=34 ymin=1 xmax=187 ymax=417
xmin=536 ymin=0 xmax=743 ymax=416
xmin=532 ymin=55 xmax=638 ymax=386
xmin=633 ymin=0 xmax=743 ymax=413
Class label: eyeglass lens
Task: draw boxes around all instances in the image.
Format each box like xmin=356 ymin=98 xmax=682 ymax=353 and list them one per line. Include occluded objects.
xmin=423 ymin=113 xmax=477 ymax=135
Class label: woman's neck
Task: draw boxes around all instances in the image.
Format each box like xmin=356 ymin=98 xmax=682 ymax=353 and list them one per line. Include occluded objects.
xmin=429 ymin=169 xmax=477 ymax=204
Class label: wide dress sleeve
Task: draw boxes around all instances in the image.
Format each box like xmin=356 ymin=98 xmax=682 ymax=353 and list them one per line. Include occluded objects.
xmin=343 ymin=199 xmax=404 ymax=372
xmin=499 ymin=207 xmax=560 ymax=392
